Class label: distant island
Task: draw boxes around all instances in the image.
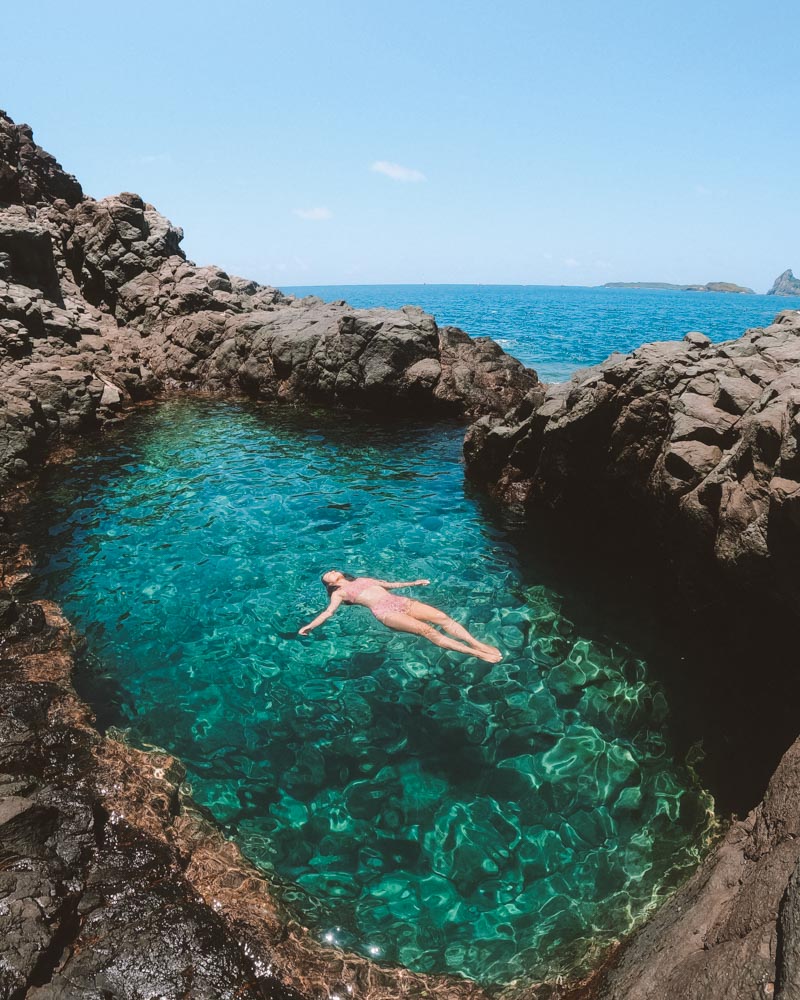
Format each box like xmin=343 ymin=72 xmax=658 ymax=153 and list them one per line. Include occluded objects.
xmin=602 ymin=281 xmax=755 ymax=294
xmin=767 ymin=269 xmax=800 ymax=296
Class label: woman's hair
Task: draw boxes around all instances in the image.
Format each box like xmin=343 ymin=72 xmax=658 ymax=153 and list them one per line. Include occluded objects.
xmin=322 ymin=571 xmax=355 ymax=596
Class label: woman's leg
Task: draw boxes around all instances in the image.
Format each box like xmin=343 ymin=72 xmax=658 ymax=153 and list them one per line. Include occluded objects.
xmin=406 ymin=601 xmax=500 ymax=654
xmin=377 ymin=611 xmax=501 ymax=662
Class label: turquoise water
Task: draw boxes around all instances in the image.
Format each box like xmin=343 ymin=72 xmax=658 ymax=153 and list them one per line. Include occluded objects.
xmin=29 ymin=399 xmax=713 ymax=987
xmin=284 ymin=283 xmax=800 ymax=382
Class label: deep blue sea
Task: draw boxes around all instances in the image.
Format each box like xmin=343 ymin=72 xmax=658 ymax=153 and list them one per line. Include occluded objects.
xmin=283 ymin=284 xmax=799 ymax=382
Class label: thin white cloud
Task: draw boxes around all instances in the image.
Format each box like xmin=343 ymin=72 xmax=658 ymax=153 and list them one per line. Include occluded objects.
xmin=371 ymin=160 xmax=426 ymax=183
xmin=293 ymin=207 xmax=333 ymax=221
xmin=564 ymin=257 xmax=580 ymax=268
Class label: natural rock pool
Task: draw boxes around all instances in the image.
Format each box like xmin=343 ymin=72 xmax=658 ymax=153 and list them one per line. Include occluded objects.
xmin=27 ymin=399 xmax=714 ymax=987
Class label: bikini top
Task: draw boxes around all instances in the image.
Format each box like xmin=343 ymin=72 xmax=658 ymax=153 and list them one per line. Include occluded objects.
xmin=336 ymin=577 xmax=378 ymax=602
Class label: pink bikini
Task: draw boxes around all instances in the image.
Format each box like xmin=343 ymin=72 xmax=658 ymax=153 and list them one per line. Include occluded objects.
xmin=337 ymin=577 xmax=412 ymax=623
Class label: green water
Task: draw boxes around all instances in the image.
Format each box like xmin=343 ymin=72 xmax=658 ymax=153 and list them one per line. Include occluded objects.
xmin=29 ymin=399 xmax=713 ymax=986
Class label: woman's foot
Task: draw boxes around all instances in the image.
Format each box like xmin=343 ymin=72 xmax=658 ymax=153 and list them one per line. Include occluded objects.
xmin=471 ymin=638 xmax=500 ymax=656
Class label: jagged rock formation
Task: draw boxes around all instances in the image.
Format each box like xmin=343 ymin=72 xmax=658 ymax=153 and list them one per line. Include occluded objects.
xmin=5 ymin=106 xmax=800 ymax=1000
xmin=0 ymin=109 xmax=534 ymax=489
xmin=466 ymin=317 xmax=800 ymax=611
xmin=768 ymin=269 xmax=800 ymax=296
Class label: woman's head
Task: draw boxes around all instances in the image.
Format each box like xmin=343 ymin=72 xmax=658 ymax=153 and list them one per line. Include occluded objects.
xmin=321 ymin=570 xmax=354 ymax=595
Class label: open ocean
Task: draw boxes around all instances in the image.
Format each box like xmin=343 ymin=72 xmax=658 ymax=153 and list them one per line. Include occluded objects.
xmin=283 ymin=284 xmax=800 ymax=382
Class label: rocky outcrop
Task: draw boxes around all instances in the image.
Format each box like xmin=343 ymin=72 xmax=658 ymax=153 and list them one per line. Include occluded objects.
xmin=0 ymin=109 xmax=535 ymax=490
xmin=466 ymin=314 xmax=800 ymax=612
xmin=603 ymin=281 xmax=754 ymax=293
xmin=588 ymin=733 xmax=800 ymax=1000
xmin=768 ymin=269 xmax=800 ymax=296
xmin=5 ymin=107 xmax=800 ymax=1000
xmin=0 ymin=601 xmax=289 ymax=1000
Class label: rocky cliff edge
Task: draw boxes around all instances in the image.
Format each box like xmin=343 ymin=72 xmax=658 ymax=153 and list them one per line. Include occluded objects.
xmin=0 ymin=109 xmax=535 ymax=490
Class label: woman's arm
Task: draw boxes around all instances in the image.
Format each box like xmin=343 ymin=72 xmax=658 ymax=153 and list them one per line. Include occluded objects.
xmin=298 ymin=593 xmax=342 ymax=635
xmin=375 ymin=579 xmax=430 ymax=589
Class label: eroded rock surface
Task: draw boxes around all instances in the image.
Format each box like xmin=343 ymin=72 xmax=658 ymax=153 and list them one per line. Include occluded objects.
xmin=466 ymin=314 xmax=800 ymax=610
xmin=589 ymin=734 xmax=800 ymax=1000
xmin=4 ymin=107 xmax=800 ymax=1000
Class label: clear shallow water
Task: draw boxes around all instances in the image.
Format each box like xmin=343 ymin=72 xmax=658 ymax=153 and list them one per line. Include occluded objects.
xmin=284 ymin=283 xmax=800 ymax=382
xmin=28 ymin=400 xmax=713 ymax=987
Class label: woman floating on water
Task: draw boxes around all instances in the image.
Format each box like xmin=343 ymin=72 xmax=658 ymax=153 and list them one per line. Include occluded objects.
xmin=299 ymin=572 xmax=502 ymax=662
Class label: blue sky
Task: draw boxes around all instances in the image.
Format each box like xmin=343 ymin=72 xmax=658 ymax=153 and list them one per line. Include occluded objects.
xmin=2 ymin=1 xmax=797 ymax=289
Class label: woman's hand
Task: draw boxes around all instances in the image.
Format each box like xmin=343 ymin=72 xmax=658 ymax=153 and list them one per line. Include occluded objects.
xmin=416 ymin=579 xmax=430 ymax=586
xmin=298 ymin=625 xmax=313 ymax=636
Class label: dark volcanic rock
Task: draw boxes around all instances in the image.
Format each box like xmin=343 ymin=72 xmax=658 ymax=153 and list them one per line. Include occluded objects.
xmin=0 ymin=600 xmax=299 ymax=1000
xmin=587 ymin=736 xmax=800 ymax=1000
xmin=6 ymin=107 xmax=800 ymax=1000
xmin=769 ymin=268 xmax=800 ymax=296
xmin=0 ymin=595 xmax=490 ymax=1000
xmin=466 ymin=312 xmax=800 ymax=610
xmin=0 ymin=115 xmax=82 ymax=207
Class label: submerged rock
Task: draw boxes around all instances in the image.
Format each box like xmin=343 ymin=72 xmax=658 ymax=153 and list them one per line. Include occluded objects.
xmin=0 ymin=586 xmax=491 ymax=1000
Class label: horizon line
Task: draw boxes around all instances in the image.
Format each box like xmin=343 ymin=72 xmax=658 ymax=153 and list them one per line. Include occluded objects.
xmin=278 ymin=281 xmax=787 ymax=296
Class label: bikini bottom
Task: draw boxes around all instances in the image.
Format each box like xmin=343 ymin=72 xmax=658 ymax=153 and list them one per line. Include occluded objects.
xmin=370 ymin=595 xmax=413 ymax=623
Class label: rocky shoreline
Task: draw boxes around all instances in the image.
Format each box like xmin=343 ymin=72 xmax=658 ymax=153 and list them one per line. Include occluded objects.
xmin=0 ymin=107 xmax=533 ymax=491
xmin=0 ymin=111 xmax=568 ymax=999
xmin=0 ymin=511 xmax=497 ymax=999
xmin=464 ymin=315 xmax=800 ymax=614
xmin=2 ymin=109 xmax=800 ymax=999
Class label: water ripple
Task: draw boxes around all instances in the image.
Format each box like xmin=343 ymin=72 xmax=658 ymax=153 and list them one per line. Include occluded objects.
xmin=28 ymin=399 xmax=714 ymax=986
